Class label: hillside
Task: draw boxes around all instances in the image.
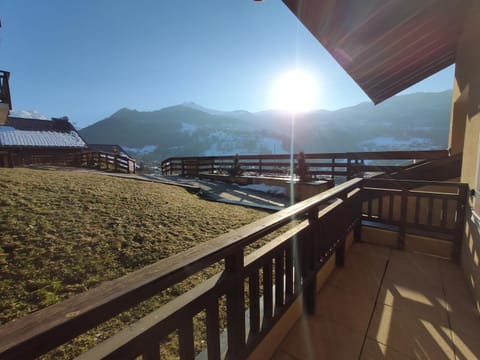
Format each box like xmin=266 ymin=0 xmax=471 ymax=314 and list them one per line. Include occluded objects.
xmin=0 ymin=168 xmax=268 ymax=358
xmin=80 ymin=90 xmax=452 ymax=161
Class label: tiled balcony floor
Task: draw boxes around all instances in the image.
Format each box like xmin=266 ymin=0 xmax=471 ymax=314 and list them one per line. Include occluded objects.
xmin=272 ymin=243 xmax=480 ymax=359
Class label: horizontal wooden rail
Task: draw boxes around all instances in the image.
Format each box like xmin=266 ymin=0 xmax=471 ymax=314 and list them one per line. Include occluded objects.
xmin=362 ymin=179 xmax=468 ymax=258
xmin=65 ymin=151 xmax=136 ymax=174
xmin=0 ymin=176 xmax=467 ymax=359
xmin=161 ymin=150 xmax=449 ymax=179
xmin=3 ymin=150 xmax=136 ymax=174
xmin=0 ymin=178 xmax=363 ymax=359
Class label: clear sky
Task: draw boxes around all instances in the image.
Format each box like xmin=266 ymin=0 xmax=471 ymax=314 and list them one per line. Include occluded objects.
xmin=0 ymin=0 xmax=454 ymax=128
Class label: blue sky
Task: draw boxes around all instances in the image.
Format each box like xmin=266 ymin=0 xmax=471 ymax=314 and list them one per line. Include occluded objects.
xmin=0 ymin=1 xmax=454 ymax=128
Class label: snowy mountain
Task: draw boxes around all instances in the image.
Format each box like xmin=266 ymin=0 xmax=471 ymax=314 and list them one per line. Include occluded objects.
xmin=79 ymin=90 xmax=452 ymax=161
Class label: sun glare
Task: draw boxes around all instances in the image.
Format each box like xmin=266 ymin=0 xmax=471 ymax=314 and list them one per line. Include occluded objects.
xmin=271 ymin=70 xmax=319 ymax=113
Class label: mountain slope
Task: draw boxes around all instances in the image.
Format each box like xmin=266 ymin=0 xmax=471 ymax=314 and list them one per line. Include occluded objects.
xmin=80 ymin=90 xmax=452 ymax=161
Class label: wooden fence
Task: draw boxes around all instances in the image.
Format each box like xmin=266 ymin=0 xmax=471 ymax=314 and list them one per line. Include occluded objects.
xmin=160 ymin=150 xmax=448 ymax=179
xmin=0 ymin=150 xmax=135 ymax=173
xmin=362 ymin=179 xmax=468 ymax=259
xmin=0 ymin=177 xmax=468 ymax=359
xmin=65 ymin=151 xmax=136 ymax=174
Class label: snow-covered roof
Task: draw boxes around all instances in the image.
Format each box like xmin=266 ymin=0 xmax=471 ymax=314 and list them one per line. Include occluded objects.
xmin=0 ymin=128 xmax=86 ymax=148
xmin=0 ymin=117 xmax=87 ymax=148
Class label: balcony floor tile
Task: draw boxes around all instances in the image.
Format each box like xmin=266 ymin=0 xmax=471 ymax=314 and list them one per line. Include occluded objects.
xmin=277 ymin=313 xmax=365 ymax=360
xmin=271 ymin=242 xmax=480 ymax=360
xmin=360 ymin=338 xmax=410 ymax=360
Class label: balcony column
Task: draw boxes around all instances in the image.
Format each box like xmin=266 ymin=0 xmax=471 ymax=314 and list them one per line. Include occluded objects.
xmin=451 ymin=0 xmax=480 ymax=312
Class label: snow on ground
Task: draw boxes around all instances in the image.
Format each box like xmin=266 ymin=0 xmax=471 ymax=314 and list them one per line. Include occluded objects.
xmin=202 ymin=133 xmax=287 ymax=156
xmin=360 ymin=136 xmax=436 ymax=151
xmin=238 ymin=183 xmax=287 ymax=196
xmin=123 ymin=145 xmax=157 ymax=154
xmin=180 ymin=122 xmax=198 ymax=135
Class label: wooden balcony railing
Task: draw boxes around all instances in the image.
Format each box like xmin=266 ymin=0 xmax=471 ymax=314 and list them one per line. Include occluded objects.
xmin=0 ymin=70 xmax=12 ymax=109
xmin=0 ymin=178 xmax=468 ymax=359
xmin=1 ymin=151 xmax=136 ymax=173
xmin=362 ymin=179 xmax=468 ymax=260
xmin=65 ymin=151 xmax=136 ymax=174
xmin=160 ymin=150 xmax=448 ymax=179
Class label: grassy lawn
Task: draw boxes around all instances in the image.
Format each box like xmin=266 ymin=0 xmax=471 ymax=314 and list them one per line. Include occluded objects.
xmin=0 ymin=167 xmax=269 ymax=358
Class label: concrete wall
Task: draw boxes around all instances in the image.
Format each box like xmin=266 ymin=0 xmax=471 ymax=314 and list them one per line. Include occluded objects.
xmin=449 ymin=0 xmax=480 ymax=312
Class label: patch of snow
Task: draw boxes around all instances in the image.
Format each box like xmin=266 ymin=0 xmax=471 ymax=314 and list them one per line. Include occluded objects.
xmin=123 ymin=145 xmax=157 ymax=154
xmin=180 ymin=122 xmax=198 ymax=135
xmin=259 ymin=137 xmax=286 ymax=154
xmin=10 ymin=110 xmax=48 ymax=120
xmin=0 ymin=130 xmax=86 ymax=147
xmin=202 ymin=134 xmax=287 ymax=156
xmin=238 ymin=183 xmax=287 ymax=196
xmin=360 ymin=136 xmax=433 ymax=151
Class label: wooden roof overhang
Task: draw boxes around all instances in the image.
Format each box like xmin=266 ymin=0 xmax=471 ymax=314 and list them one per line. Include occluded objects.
xmin=282 ymin=0 xmax=471 ymax=104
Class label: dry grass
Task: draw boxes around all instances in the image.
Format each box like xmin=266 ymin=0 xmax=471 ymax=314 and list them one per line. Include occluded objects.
xmin=0 ymin=167 xmax=269 ymax=358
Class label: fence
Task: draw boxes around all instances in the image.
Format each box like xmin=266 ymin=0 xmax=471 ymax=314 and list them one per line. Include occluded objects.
xmin=65 ymin=151 xmax=136 ymax=174
xmin=362 ymin=179 xmax=468 ymax=259
xmin=0 ymin=176 xmax=468 ymax=359
xmin=160 ymin=150 xmax=448 ymax=179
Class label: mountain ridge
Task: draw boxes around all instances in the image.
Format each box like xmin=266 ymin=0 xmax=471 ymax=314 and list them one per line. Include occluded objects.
xmin=79 ymin=90 xmax=452 ymax=161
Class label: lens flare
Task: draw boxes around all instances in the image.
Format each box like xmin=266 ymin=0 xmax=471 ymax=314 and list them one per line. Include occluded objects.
xmin=271 ymin=70 xmax=319 ymax=113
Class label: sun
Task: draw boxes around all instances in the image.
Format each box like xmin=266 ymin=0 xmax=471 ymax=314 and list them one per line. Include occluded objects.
xmin=271 ymin=70 xmax=319 ymax=113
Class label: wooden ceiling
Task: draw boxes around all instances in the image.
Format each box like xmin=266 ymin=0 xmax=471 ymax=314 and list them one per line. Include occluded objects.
xmin=282 ymin=0 xmax=470 ymax=104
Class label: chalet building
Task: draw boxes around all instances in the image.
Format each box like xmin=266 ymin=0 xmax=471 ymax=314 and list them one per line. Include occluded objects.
xmin=1 ymin=69 xmax=89 ymax=167
xmin=283 ymin=0 xmax=480 ymax=311
xmin=0 ymin=116 xmax=87 ymax=167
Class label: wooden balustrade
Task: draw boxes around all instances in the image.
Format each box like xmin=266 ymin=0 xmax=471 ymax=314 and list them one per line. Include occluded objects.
xmin=0 ymin=178 xmax=363 ymax=359
xmin=361 ymin=179 xmax=468 ymax=259
xmin=3 ymin=151 xmax=136 ymax=173
xmin=0 ymin=177 xmax=468 ymax=359
xmin=65 ymin=151 xmax=136 ymax=174
xmin=160 ymin=150 xmax=448 ymax=179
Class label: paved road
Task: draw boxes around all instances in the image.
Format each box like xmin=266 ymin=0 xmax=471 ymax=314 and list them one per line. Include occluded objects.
xmin=146 ymin=175 xmax=290 ymax=211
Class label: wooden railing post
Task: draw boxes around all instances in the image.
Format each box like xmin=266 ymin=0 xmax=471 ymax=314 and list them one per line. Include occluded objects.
xmin=354 ymin=211 xmax=362 ymax=243
xmin=346 ymin=156 xmax=352 ymax=180
xmin=331 ymin=156 xmax=336 ymax=179
xmin=354 ymin=183 xmax=364 ymax=243
xmin=335 ymin=194 xmax=349 ymax=267
xmin=399 ymin=189 xmax=408 ymax=249
xmin=225 ymin=252 xmax=245 ymax=359
xmin=304 ymin=208 xmax=319 ymax=314
xmin=336 ymin=240 xmax=346 ymax=268
xmin=453 ymin=184 xmax=469 ymax=261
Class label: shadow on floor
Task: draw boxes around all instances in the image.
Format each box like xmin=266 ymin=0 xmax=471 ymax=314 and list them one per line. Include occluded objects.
xmin=273 ymin=243 xmax=480 ymax=359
